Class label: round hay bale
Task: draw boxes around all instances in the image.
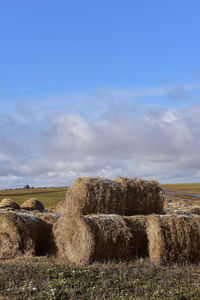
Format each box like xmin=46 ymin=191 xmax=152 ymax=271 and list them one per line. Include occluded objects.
xmin=64 ymin=177 xmax=125 ymax=215
xmin=115 ymin=177 xmax=164 ymax=215
xmin=0 ymin=211 xmax=46 ymax=260
xmin=64 ymin=176 xmax=164 ymax=216
xmin=0 ymin=198 xmax=20 ymax=210
xmin=188 ymin=206 xmax=200 ymax=215
xmin=147 ymin=214 xmax=200 ymax=265
xmin=21 ymin=198 xmax=45 ymax=212
xmin=53 ymin=213 xmax=148 ymax=265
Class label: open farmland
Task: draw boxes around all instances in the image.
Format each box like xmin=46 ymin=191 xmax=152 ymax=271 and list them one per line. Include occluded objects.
xmin=161 ymin=182 xmax=200 ymax=194
xmin=0 ymin=182 xmax=200 ymax=299
xmin=0 ymin=187 xmax=68 ymax=209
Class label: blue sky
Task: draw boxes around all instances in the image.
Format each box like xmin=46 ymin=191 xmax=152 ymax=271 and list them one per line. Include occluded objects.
xmin=0 ymin=1 xmax=200 ymax=188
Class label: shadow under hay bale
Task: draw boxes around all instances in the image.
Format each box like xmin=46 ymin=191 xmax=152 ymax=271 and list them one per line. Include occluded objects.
xmin=21 ymin=198 xmax=45 ymax=212
xmin=37 ymin=212 xmax=61 ymax=255
xmin=123 ymin=216 xmax=148 ymax=258
xmin=64 ymin=176 xmax=164 ymax=216
xmin=115 ymin=177 xmax=164 ymax=215
xmin=0 ymin=198 xmax=20 ymax=210
xmin=147 ymin=214 xmax=200 ymax=265
xmin=53 ymin=214 xmax=148 ymax=265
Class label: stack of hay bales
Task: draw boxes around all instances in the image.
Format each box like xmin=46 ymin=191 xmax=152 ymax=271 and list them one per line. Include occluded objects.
xmin=53 ymin=176 xmax=163 ymax=264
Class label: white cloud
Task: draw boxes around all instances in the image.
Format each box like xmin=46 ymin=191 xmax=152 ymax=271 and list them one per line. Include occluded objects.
xmin=0 ymin=86 xmax=200 ymax=188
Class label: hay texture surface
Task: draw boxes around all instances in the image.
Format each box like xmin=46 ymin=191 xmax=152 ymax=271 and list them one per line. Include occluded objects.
xmin=0 ymin=198 xmax=20 ymax=210
xmin=116 ymin=177 xmax=164 ymax=215
xmin=55 ymin=200 xmax=65 ymax=212
xmin=147 ymin=214 xmax=200 ymax=265
xmin=64 ymin=176 xmax=163 ymax=216
xmin=188 ymin=206 xmax=200 ymax=215
xmin=65 ymin=177 xmax=125 ymax=215
xmin=53 ymin=214 xmax=148 ymax=265
xmin=0 ymin=211 xmax=46 ymax=259
xmin=21 ymin=198 xmax=45 ymax=212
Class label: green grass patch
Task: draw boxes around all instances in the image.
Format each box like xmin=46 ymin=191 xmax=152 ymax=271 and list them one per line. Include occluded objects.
xmin=0 ymin=188 xmax=68 ymax=209
xmin=0 ymin=258 xmax=199 ymax=299
xmin=161 ymin=183 xmax=200 ymax=194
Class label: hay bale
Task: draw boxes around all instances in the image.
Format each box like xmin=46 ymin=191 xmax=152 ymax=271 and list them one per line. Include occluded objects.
xmin=0 ymin=211 xmax=46 ymax=260
xmin=147 ymin=214 xmax=200 ymax=265
xmin=0 ymin=198 xmax=20 ymax=210
xmin=53 ymin=213 xmax=148 ymax=264
xmin=188 ymin=206 xmax=200 ymax=215
xmin=115 ymin=177 xmax=164 ymax=215
xmin=64 ymin=177 xmax=125 ymax=215
xmin=55 ymin=200 xmax=65 ymax=212
xmin=64 ymin=176 xmax=163 ymax=216
xmin=21 ymin=198 xmax=45 ymax=212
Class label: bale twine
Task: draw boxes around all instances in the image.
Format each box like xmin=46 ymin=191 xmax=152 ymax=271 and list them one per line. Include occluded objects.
xmin=115 ymin=177 xmax=164 ymax=215
xmin=53 ymin=213 xmax=148 ymax=265
xmin=21 ymin=198 xmax=45 ymax=212
xmin=64 ymin=177 xmax=125 ymax=215
xmin=0 ymin=198 xmax=20 ymax=210
xmin=147 ymin=214 xmax=200 ymax=265
xmin=0 ymin=211 xmax=46 ymax=260
xmin=188 ymin=206 xmax=200 ymax=215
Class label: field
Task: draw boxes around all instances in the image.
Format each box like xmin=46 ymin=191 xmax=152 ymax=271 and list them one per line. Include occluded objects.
xmin=0 ymin=187 xmax=67 ymax=210
xmin=161 ymin=183 xmax=200 ymax=194
xmin=0 ymin=183 xmax=200 ymax=299
xmin=161 ymin=183 xmax=200 ymax=207
xmin=0 ymin=258 xmax=199 ymax=299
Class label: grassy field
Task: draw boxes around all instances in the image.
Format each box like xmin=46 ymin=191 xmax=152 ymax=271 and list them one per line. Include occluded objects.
xmin=161 ymin=183 xmax=200 ymax=194
xmin=0 ymin=187 xmax=68 ymax=209
xmin=0 ymin=184 xmax=200 ymax=299
xmin=0 ymin=257 xmax=199 ymax=300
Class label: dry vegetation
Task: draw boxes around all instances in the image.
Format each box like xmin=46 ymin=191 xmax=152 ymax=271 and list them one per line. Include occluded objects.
xmin=0 ymin=179 xmax=200 ymax=299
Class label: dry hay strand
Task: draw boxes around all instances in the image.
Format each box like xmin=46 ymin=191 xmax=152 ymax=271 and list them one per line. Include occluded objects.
xmin=188 ymin=206 xmax=200 ymax=215
xmin=0 ymin=198 xmax=20 ymax=210
xmin=55 ymin=200 xmax=65 ymax=212
xmin=21 ymin=198 xmax=45 ymax=212
xmin=147 ymin=214 xmax=200 ymax=265
xmin=53 ymin=213 xmax=148 ymax=265
xmin=65 ymin=177 xmax=125 ymax=215
xmin=0 ymin=211 xmax=46 ymax=260
xmin=115 ymin=177 xmax=164 ymax=215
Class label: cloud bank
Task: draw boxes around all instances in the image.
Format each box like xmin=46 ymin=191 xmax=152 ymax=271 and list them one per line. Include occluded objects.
xmin=0 ymin=85 xmax=200 ymax=188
